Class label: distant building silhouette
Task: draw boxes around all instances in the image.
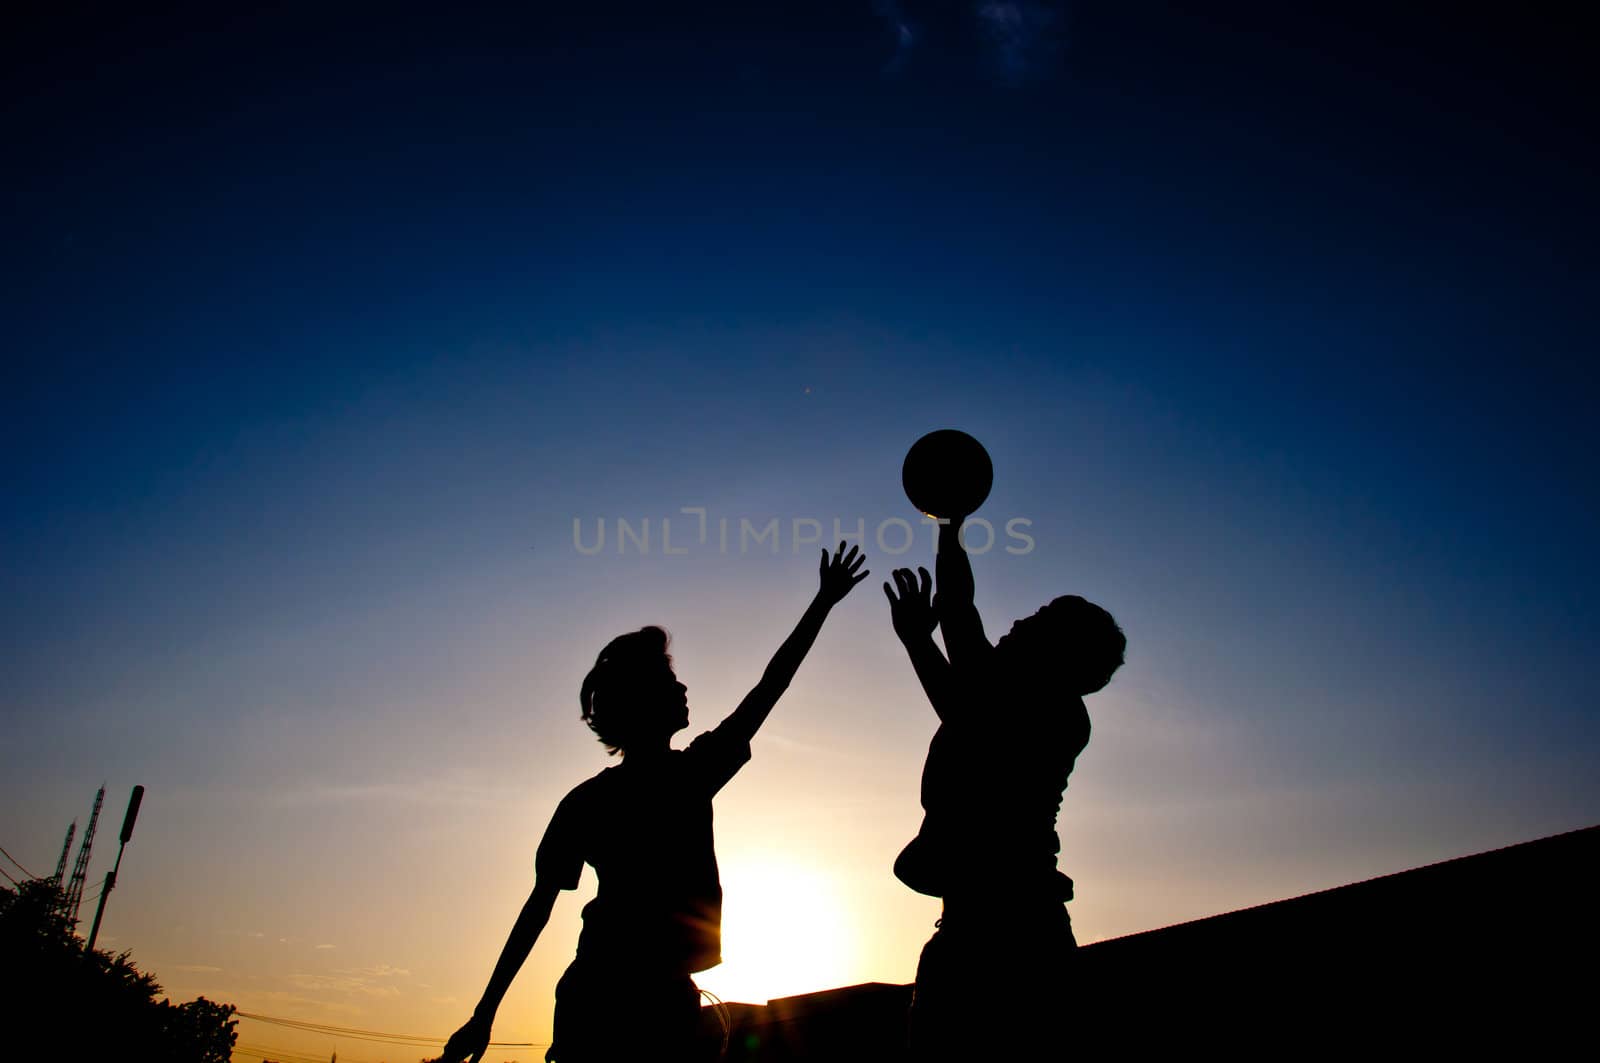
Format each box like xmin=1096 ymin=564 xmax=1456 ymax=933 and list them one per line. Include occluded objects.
xmin=703 ymin=826 xmax=1597 ymax=1059
xmin=706 ymin=983 xmax=913 ymax=1061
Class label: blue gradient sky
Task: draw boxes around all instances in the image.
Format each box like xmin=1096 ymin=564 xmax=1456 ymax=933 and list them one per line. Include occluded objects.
xmin=3 ymin=3 xmax=1596 ymax=1057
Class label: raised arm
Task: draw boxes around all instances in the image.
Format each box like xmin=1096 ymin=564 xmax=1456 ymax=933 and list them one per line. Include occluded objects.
xmin=884 ymin=566 xmax=964 ymax=721
xmin=440 ymin=878 xmax=561 ymax=1063
xmin=720 ymin=542 xmax=868 ymax=745
xmin=935 ymin=519 xmax=993 ymax=667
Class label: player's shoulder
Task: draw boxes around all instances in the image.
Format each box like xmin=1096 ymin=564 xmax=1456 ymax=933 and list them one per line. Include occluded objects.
xmin=559 ymin=764 xmax=623 ymax=806
xmin=684 ymin=724 xmax=752 ymax=759
xmin=682 ymin=727 xmax=726 ymax=751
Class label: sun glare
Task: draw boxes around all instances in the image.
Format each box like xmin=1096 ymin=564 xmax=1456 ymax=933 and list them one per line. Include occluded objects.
xmin=696 ymin=856 xmax=859 ymax=1005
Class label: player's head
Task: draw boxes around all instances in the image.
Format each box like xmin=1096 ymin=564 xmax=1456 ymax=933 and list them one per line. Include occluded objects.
xmin=579 ymin=626 xmax=689 ymax=755
xmin=997 ymin=595 xmax=1125 ymax=695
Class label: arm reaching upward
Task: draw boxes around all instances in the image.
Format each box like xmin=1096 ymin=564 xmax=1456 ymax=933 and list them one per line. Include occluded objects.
xmin=720 ymin=542 xmax=869 ymax=745
xmin=440 ymin=878 xmax=561 ymax=1063
xmin=935 ymin=520 xmax=992 ymax=667
xmin=884 ymin=566 xmax=964 ymax=721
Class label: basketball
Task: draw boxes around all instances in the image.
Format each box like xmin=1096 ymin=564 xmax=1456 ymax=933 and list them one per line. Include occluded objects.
xmin=901 ymin=429 xmax=993 ymax=519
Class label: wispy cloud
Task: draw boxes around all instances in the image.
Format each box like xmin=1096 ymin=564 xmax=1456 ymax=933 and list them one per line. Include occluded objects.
xmin=975 ymin=0 xmax=1069 ymax=85
xmin=268 ymin=777 xmax=525 ymax=810
xmin=172 ymin=964 xmax=223 ymax=974
xmin=868 ymin=1 xmax=1070 ymax=85
xmin=237 ymin=989 xmax=365 ymax=1016
xmin=289 ymin=972 xmax=401 ymax=998
xmin=343 ymin=963 xmax=410 ymax=978
xmin=872 ymin=0 xmax=917 ymax=74
xmin=761 ymin=731 xmax=851 ymax=759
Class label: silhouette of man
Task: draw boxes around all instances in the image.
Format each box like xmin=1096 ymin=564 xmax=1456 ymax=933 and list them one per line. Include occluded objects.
xmin=441 ymin=544 xmax=869 ymax=1063
xmin=883 ymin=520 xmax=1124 ymax=1060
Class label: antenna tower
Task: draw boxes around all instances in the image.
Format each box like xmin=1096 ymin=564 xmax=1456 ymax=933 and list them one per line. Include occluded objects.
xmin=51 ymin=821 xmax=77 ymax=886
xmin=62 ymin=786 xmax=104 ymax=925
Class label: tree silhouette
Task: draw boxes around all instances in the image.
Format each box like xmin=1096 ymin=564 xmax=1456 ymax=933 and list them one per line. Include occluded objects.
xmin=0 ymin=878 xmax=237 ymax=1061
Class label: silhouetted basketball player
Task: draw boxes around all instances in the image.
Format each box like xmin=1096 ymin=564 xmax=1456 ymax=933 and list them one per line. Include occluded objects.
xmin=883 ymin=520 xmax=1124 ymax=1060
xmin=442 ymin=544 xmax=869 ymax=1063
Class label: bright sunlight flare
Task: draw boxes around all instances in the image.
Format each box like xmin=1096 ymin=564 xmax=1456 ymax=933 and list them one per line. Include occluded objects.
xmin=696 ymin=856 xmax=860 ymax=1005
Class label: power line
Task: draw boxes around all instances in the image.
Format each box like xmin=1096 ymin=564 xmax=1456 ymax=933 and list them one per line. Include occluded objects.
xmin=0 ymin=866 xmax=19 ymax=888
xmin=235 ymin=1043 xmax=378 ymax=1063
xmin=0 ymin=845 xmax=37 ymax=879
xmin=235 ymin=1045 xmax=341 ymax=1063
xmin=239 ymin=1014 xmax=441 ymax=1047
xmin=235 ymin=1011 xmax=542 ymax=1049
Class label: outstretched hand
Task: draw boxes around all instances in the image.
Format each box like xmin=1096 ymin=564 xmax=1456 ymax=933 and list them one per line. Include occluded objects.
xmin=818 ymin=542 xmax=870 ymax=605
xmin=883 ymin=566 xmax=936 ymax=643
xmin=440 ymin=1014 xmax=491 ymax=1063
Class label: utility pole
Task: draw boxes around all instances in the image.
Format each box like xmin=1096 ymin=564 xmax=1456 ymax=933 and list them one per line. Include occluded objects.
xmin=62 ymin=787 xmax=103 ymax=925
xmin=51 ymin=821 xmax=77 ymax=887
xmin=85 ymin=786 xmax=143 ymax=952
